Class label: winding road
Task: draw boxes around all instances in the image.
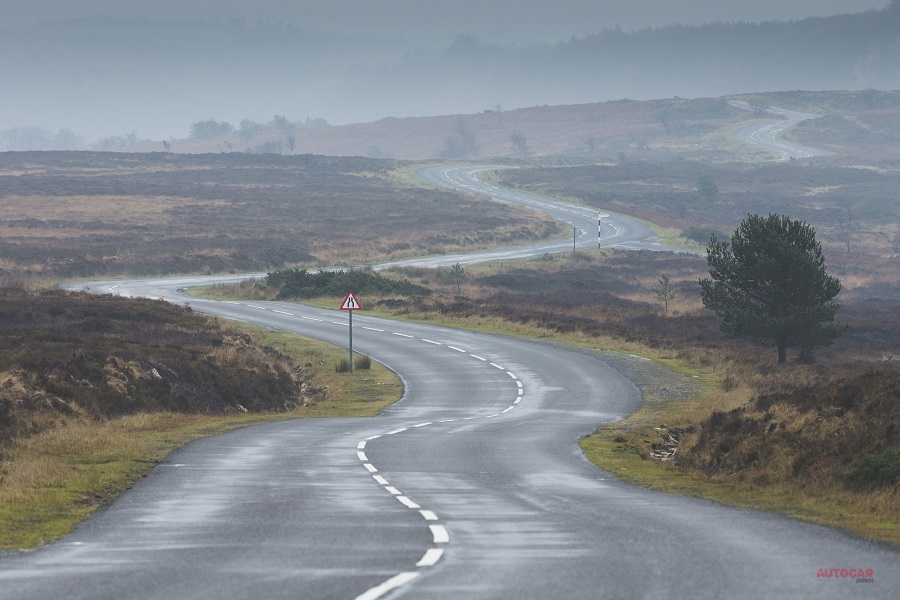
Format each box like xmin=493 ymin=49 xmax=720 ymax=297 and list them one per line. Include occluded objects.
xmin=2 ymin=169 xmax=896 ymax=599
xmin=729 ymin=102 xmax=833 ymax=160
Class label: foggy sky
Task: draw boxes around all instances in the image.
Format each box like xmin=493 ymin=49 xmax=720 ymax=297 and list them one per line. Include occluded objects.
xmin=2 ymin=0 xmax=888 ymax=45
xmin=0 ymin=0 xmax=892 ymax=145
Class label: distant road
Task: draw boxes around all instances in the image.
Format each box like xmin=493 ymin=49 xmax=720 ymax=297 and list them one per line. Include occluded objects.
xmin=389 ymin=164 xmax=682 ymax=269
xmin=729 ymin=101 xmax=833 ymax=160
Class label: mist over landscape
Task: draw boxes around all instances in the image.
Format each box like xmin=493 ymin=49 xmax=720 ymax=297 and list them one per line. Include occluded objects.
xmin=3 ymin=3 xmax=900 ymax=596
xmin=1 ymin=0 xmax=896 ymax=148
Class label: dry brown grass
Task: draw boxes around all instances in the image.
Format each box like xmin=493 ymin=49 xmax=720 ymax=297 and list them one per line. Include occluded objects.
xmin=0 ymin=152 xmax=563 ymax=279
xmin=0 ymin=286 xmax=316 ymax=449
xmin=1 ymin=195 xmax=209 ymax=223
xmin=0 ymin=412 xmax=209 ymax=547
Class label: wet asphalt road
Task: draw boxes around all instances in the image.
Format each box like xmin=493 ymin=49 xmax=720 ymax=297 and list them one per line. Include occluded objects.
xmin=2 ymin=290 xmax=897 ymax=599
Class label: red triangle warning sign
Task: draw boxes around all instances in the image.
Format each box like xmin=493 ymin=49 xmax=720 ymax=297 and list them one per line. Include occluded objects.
xmin=340 ymin=291 xmax=361 ymax=311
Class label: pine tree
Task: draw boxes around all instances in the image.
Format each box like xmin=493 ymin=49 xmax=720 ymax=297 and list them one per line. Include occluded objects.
xmin=700 ymin=214 xmax=846 ymax=363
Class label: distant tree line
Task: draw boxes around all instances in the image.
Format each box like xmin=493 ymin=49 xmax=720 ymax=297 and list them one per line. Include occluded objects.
xmin=189 ymin=115 xmax=329 ymax=140
xmin=0 ymin=127 xmax=149 ymax=151
xmin=0 ymin=127 xmax=85 ymax=151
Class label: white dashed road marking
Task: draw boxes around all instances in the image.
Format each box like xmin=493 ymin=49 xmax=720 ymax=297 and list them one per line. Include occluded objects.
xmin=397 ymin=496 xmax=421 ymax=509
xmin=350 ymin=323 xmax=532 ymax=600
xmin=429 ymin=525 xmax=450 ymax=544
xmin=353 ymin=572 xmax=419 ymax=600
xmin=416 ymin=548 xmax=444 ymax=567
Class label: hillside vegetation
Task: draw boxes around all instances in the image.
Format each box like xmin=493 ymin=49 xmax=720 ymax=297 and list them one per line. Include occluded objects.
xmin=683 ymin=370 xmax=900 ymax=491
xmin=0 ymin=284 xmax=314 ymax=455
xmin=118 ymin=90 xmax=900 ymax=164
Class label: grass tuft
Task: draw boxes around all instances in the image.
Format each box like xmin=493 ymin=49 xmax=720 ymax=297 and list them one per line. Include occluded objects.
xmin=354 ymin=354 xmax=372 ymax=370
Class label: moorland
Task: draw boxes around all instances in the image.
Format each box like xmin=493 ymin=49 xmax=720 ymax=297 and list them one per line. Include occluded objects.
xmin=0 ymin=152 xmax=561 ymax=279
xmin=1 ymin=89 xmax=898 ymax=546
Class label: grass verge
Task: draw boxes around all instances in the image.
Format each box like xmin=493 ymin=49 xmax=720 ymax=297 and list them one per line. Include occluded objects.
xmin=0 ymin=325 xmax=402 ymax=551
xmin=581 ymin=415 xmax=900 ymax=545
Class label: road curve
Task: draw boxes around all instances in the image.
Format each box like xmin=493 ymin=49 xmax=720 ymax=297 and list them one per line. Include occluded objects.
xmin=729 ymin=102 xmax=833 ymax=161
xmin=405 ymin=165 xmax=675 ymax=264
xmin=2 ymin=279 xmax=896 ymax=599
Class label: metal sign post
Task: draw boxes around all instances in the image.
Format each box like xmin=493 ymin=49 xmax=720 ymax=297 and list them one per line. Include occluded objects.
xmin=340 ymin=291 xmax=362 ymax=372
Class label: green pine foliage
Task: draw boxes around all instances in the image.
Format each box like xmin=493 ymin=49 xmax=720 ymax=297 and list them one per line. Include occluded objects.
xmin=700 ymin=214 xmax=846 ymax=363
xmin=846 ymin=450 xmax=900 ymax=490
xmin=680 ymin=227 xmax=730 ymax=245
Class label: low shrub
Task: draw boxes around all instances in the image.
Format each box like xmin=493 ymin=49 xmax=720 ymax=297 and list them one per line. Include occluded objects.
xmin=845 ymin=450 xmax=900 ymax=490
xmin=335 ymin=355 xmax=371 ymax=372
xmin=681 ymin=226 xmax=730 ymax=245
xmin=268 ymin=268 xmax=431 ymax=300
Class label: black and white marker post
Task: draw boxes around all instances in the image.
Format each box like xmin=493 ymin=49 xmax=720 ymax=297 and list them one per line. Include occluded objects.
xmin=598 ymin=212 xmax=602 ymax=249
xmin=340 ymin=290 xmax=362 ymax=372
xmin=598 ymin=211 xmax=610 ymax=249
